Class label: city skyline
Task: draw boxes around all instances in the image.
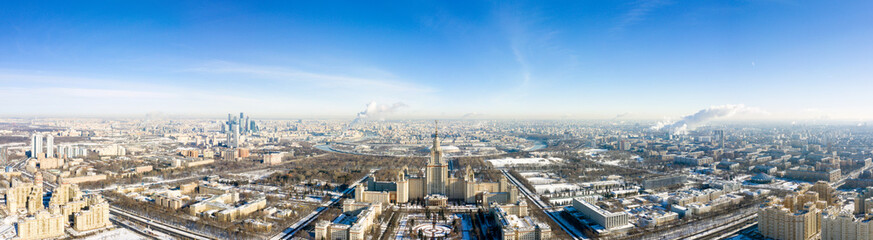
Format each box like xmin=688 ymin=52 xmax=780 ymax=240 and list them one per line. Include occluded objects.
xmin=1 ymin=1 xmax=872 ymax=120
xmin=5 ymin=2 xmax=873 ymax=239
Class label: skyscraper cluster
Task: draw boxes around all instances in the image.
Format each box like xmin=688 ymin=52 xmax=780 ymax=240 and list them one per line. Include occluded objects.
xmin=225 ymin=112 xmax=258 ymax=148
xmin=56 ymin=145 xmax=87 ymax=159
xmin=30 ymin=133 xmax=54 ymax=158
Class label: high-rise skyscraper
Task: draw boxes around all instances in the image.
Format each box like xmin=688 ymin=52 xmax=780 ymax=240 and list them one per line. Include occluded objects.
xmin=244 ymin=116 xmax=250 ymax=133
xmin=0 ymin=146 xmax=7 ymax=164
xmin=56 ymin=145 xmax=65 ymax=159
xmin=225 ymin=115 xmax=241 ymax=148
xmin=227 ymin=113 xmax=233 ymax=136
xmin=233 ymin=116 xmax=240 ymax=148
xmin=45 ymin=134 xmax=54 ymax=158
xmin=31 ymin=133 xmax=43 ymax=158
xmin=713 ymin=130 xmax=725 ymax=149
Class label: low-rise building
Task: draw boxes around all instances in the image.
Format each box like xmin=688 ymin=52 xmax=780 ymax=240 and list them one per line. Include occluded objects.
xmin=674 ymin=155 xmax=714 ymax=166
xmin=493 ymin=205 xmax=551 ymax=240
xmin=752 ymin=165 xmax=778 ymax=175
xmin=315 ymin=200 xmax=382 ymax=240
xmin=716 ymin=161 xmax=740 ymax=171
xmin=215 ymin=198 xmax=267 ymax=222
xmin=642 ymin=175 xmax=686 ymax=190
xmin=637 ymin=210 xmax=678 ymax=227
xmin=262 ymin=152 xmax=283 ymax=165
xmin=571 ymin=198 xmax=630 ymax=230
xmin=785 ymin=166 xmax=840 ymax=182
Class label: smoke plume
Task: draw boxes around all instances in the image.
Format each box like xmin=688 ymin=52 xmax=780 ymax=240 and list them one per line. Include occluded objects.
xmin=652 ymin=104 xmax=760 ymax=134
xmin=351 ymin=101 xmax=408 ymax=124
xmin=613 ymin=112 xmax=632 ymax=120
xmin=461 ymin=112 xmax=480 ymax=119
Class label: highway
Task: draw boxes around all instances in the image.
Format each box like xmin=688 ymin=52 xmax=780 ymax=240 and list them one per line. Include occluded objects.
xmin=108 ymin=216 xmax=163 ymax=240
xmin=109 ymin=206 xmax=214 ymax=240
xmin=270 ymin=170 xmax=373 ymax=240
xmin=501 ymin=169 xmax=587 ymax=240
xmin=684 ymin=212 xmax=757 ymax=240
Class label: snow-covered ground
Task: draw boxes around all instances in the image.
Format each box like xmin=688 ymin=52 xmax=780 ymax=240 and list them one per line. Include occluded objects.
xmin=232 ymin=169 xmax=277 ymax=180
xmin=0 ymin=216 xmax=17 ymax=239
xmin=598 ymin=159 xmax=622 ymax=166
xmin=726 ymin=236 xmax=756 ymax=240
xmin=487 ymin=157 xmax=563 ymax=167
xmin=526 ymin=177 xmax=557 ymax=184
xmin=82 ymin=228 xmax=146 ymax=240
xmin=305 ymin=196 xmax=324 ymax=202
xmin=519 ymin=172 xmax=542 ymax=177
xmin=394 ymin=213 xmax=460 ymax=240
xmin=581 ymin=149 xmax=608 ymax=156
xmin=742 ymin=179 xmax=801 ymax=191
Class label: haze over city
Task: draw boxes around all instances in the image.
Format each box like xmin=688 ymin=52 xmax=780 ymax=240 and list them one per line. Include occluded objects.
xmin=2 ymin=1 xmax=872 ymax=120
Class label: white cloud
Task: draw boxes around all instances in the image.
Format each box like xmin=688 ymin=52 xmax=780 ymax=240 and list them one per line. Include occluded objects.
xmin=43 ymin=87 xmax=175 ymax=98
xmin=186 ymin=61 xmax=433 ymax=93
xmin=611 ymin=0 xmax=672 ymax=33
xmin=0 ymin=71 xmax=276 ymax=116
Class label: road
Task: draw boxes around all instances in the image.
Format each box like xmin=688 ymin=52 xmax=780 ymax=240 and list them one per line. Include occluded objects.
xmin=635 ymin=207 xmax=758 ymax=240
xmin=108 ymin=216 xmax=163 ymax=240
xmin=501 ymin=169 xmax=587 ymax=240
xmin=684 ymin=212 xmax=757 ymax=240
xmin=833 ymin=162 xmax=873 ymax=188
xmin=270 ymin=170 xmax=374 ymax=240
xmin=109 ymin=206 xmax=213 ymax=240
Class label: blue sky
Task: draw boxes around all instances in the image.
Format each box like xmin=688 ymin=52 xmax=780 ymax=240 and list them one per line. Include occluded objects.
xmin=1 ymin=1 xmax=871 ymax=120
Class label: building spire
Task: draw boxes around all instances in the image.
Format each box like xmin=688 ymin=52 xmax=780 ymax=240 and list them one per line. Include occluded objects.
xmin=429 ymin=120 xmax=444 ymax=165
xmin=433 ymin=120 xmax=441 ymax=151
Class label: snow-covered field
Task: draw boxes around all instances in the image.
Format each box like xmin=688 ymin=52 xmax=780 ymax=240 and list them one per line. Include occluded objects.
xmin=774 ymin=181 xmax=801 ymax=190
xmin=487 ymin=157 xmax=563 ymax=167
xmin=82 ymin=228 xmax=146 ymax=240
